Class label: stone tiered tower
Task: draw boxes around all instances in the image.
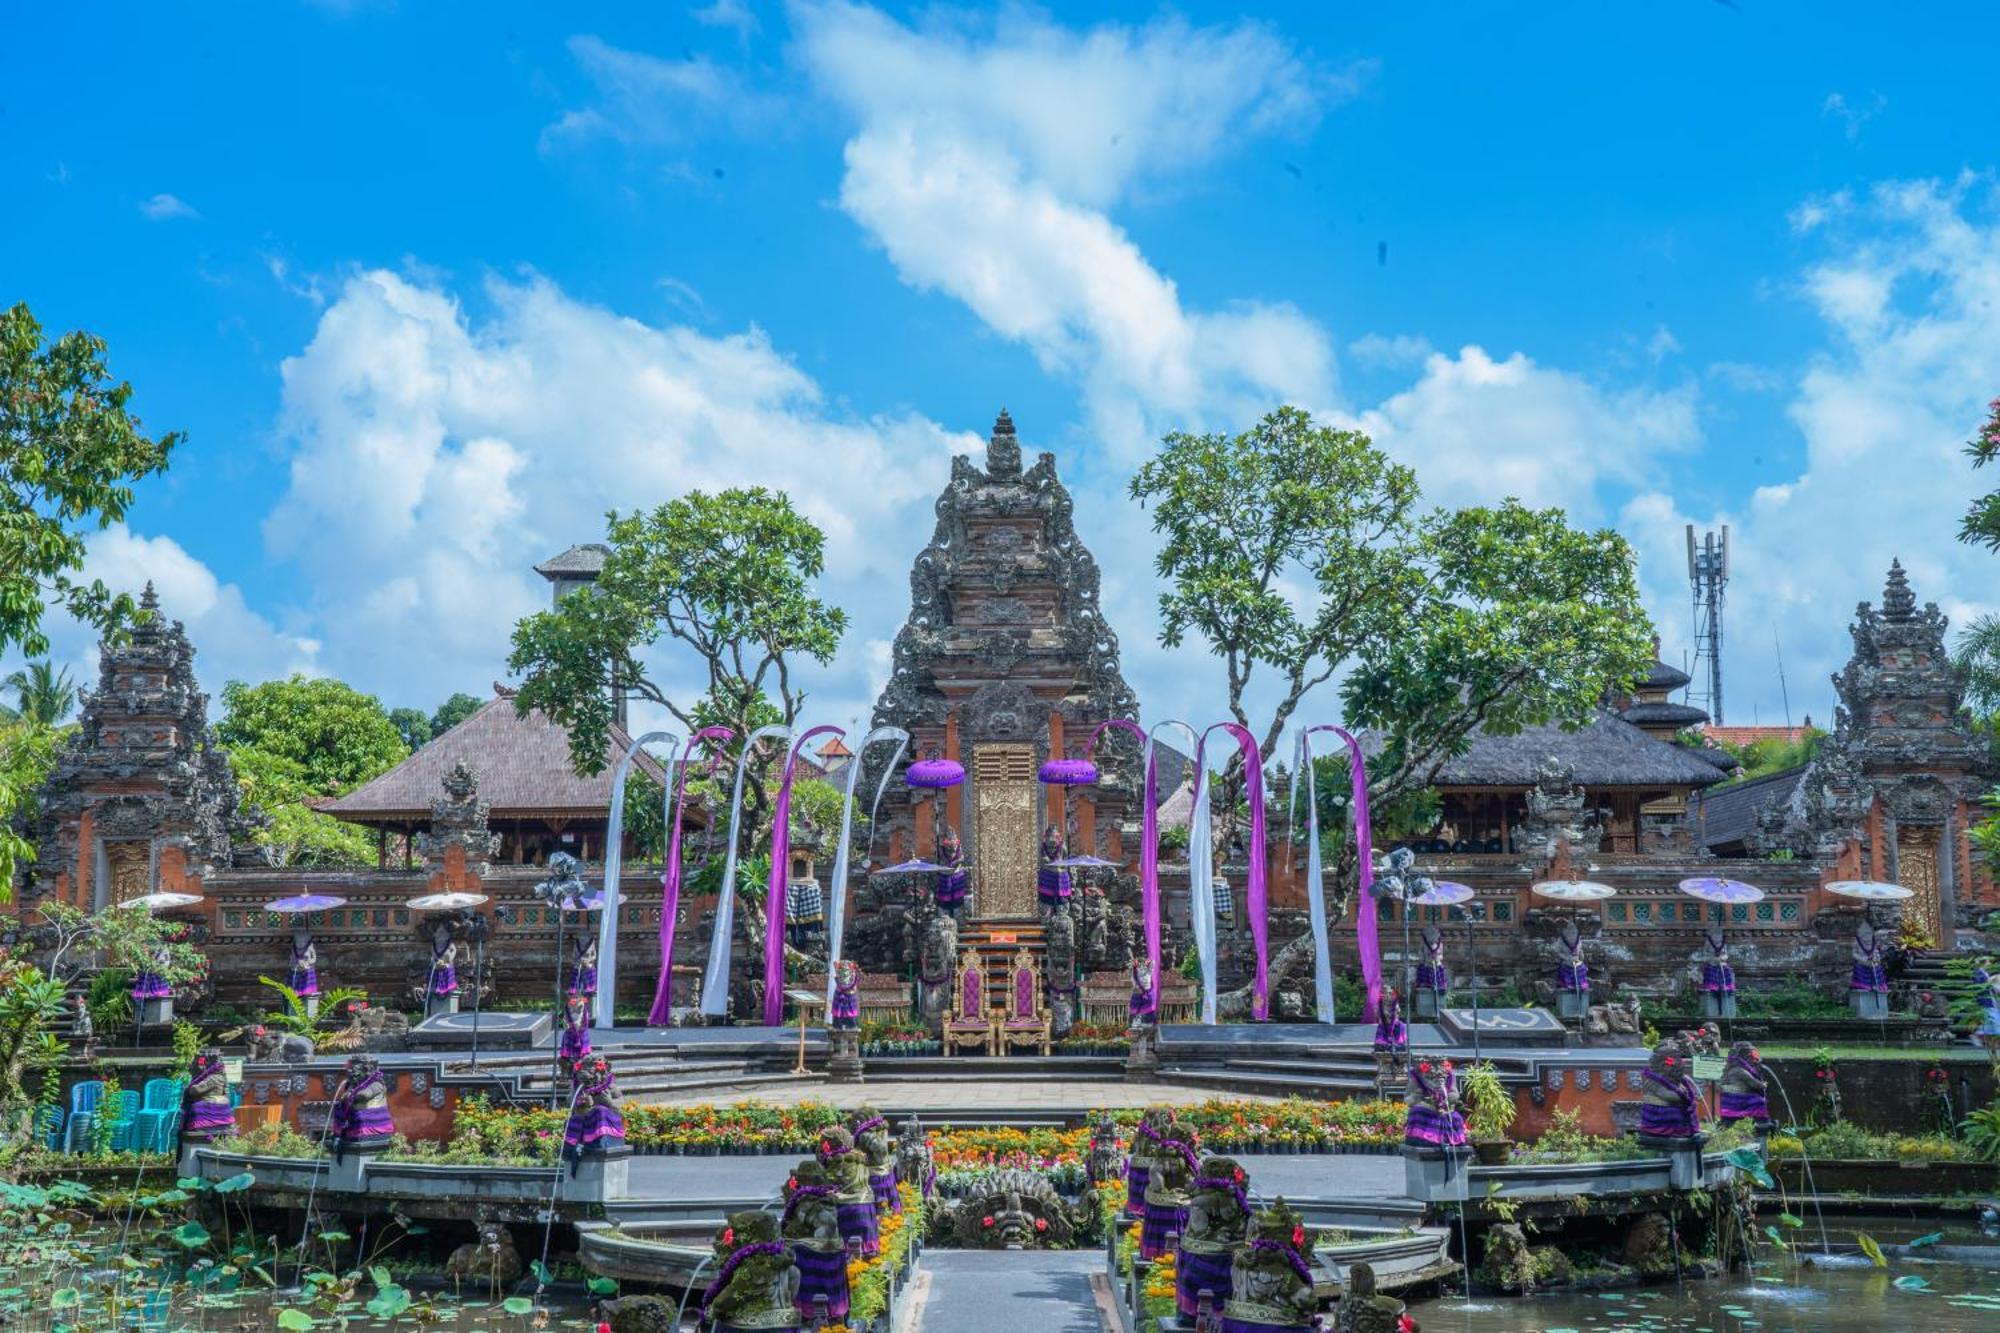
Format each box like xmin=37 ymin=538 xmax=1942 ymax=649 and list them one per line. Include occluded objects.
xmin=1758 ymin=560 xmax=1993 ymax=941
xmin=865 ymin=411 xmax=1142 ymax=928
xmin=19 ymin=585 xmax=253 ymax=909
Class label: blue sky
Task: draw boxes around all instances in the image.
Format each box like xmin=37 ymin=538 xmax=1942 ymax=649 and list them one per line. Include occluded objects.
xmin=5 ymin=1 xmax=1998 ymax=740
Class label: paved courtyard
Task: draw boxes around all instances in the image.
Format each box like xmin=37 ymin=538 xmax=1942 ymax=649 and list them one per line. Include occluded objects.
xmin=634 ymin=1077 xmax=1285 ymax=1110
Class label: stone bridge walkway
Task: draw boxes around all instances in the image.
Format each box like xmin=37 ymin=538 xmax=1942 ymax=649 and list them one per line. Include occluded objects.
xmin=904 ymin=1250 xmax=1111 ymax=1333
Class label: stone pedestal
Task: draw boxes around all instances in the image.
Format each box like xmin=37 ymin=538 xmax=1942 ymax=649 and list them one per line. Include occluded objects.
xmin=1636 ymin=1133 xmax=1708 ymax=1191
xmin=1373 ymin=1051 xmax=1407 ymax=1101
xmin=1850 ymin=991 xmax=1888 ymax=1020
xmin=1125 ymin=1025 xmax=1160 ymax=1083
xmin=1702 ymin=992 xmax=1737 ymax=1020
xmin=1402 ymin=1145 xmax=1464 ymax=1202
xmin=828 ymin=1027 xmax=865 ymax=1083
xmin=303 ymin=994 xmax=320 ymax=1021
xmin=560 ymin=1144 xmax=633 ymax=1203
xmin=139 ymin=996 xmax=175 ymax=1026
xmin=1556 ymin=990 xmax=1589 ymax=1020
xmin=1412 ymin=987 xmax=1441 ymax=1022
xmin=425 ymin=992 xmax=460 ymax=1020
xmin=325 ymin=1134 xmax=390 ymax=1193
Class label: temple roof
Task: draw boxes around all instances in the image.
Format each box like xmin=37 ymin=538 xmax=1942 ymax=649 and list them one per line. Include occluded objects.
xmin=1403 ymin=708 xmax=1731 ymax=790
xmin=1693 ymin=764 xmax=1806 ymax=854
xmin=1639 ymin=658 xmax=1691 ymax=691
xmin=533 ymin=543 xmax=611 ymax=579
xmin=1619 ymin=700 xmax=1710 ymax=729
xmin=323 ymin=692 xmax=670 ymax=823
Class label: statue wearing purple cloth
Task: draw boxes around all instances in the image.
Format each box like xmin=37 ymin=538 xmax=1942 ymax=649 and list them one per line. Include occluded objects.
xmin=1178 ymin=1155 xmax=1251 ymax=1319
xmin=1718 ymin=1042 xmax=1770 ymax=1125
xmin=1372 ymin=987 xmax=1408 ymax=1053
xmin=328 ymin=1055 xmax=394 ymax=1162
xmin=817 ymin=1125 xmax=878 ymax=1257
xmin=1220 ymin=1198 xmax=1319 ymax=1333
xmin=1415 ymin=926 xmax=1449 ymax=994
xmin=426 ymin=922 xmax=459 ymax=997
xmin=1403 ymin=1059 xmax=1467 ymax=1149
xmin=829 ymin=959 xmax=861 ymax=1030
xmin=1638 ymin=1038 xmax=1703 ymax=1140
xmin=287 ymin=927 xmax=319 ymax=998
xmin=568 ymin=934 xmax=598 ymax=1001
xmin=563 ymin=1057 xmax=627 ymax=1170
xmin=1036 ymin=822 xmax=1072 ymax=915
xmin=1129 ymin=959 xmax=1157 ymax=1027
xmin=181 ymin=1050 xmax=237 ymax=1143
xmin=1850 ymin=921 xmax=1888 ymax=993
xmin=781 ymin=1160 xmax=848 ymax=1325
xmin=559 ymin=993 xmax=593 ymax=1067
xmin=1700 ymin=927 xmax=1735 ymax=994
xmin=1555 ymin=919 xmax=1590 ymax=995
xmin=1140 ymin=1125 xmax=1198 ymax=1261
xmin=934 ymin=827 xmax=969 ymax=917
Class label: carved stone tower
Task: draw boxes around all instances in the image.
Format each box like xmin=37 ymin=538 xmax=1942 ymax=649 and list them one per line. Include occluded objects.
xmin=18 ymin=585 xmax=251 ymax=909
xmin=867 ymin=411 xmax=1141 ymax=924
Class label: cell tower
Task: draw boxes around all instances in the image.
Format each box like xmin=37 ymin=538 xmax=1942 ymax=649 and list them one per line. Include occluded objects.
xmin=1686 ymin=524 xmax=1730 ymax=725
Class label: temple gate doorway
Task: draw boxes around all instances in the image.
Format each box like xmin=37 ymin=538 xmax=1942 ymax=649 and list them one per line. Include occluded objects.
xmin=971 ymin=744 xmax=1038 ymax=920
xmin=1896 ymin=824 xmax=1944 ymax=946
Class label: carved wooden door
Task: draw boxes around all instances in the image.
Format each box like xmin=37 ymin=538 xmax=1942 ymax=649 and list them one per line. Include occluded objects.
xmin=972 ymin=744 xmax=1038 ymax=920
xmin=1896 ymin=825 xmax=1944 ymax=946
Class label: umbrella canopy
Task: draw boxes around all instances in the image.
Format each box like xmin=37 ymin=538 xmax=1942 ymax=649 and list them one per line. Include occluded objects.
xmin=1410 ymin=880 xmax=1475 ymax=907
xmin=1037 ymin=757 xmax=1099 ymax=786
xmin=905 ymin=756 xmax=966 ymax=790
xmin=1825 ymin=880 xmax=1914 ymax=901
xmin=116 ymin=891 xmax=204 ymax=912
xmin=875 ymin=858 xmax=949 ymax=875
xmin=1045 ymin=854 xmax=1120 ymax=869
xmin=560 ymin=891 xmax=623 ymax=912
xmin=264 ymin=893 xmax=348 ymax=914
xmin=407 ymin=891 xmax=490 ymax=912
xmin=1677 ymin=876 xmax=1764 ymax=904
xmin=1531 ymin=879 xmax=1617 ymax=901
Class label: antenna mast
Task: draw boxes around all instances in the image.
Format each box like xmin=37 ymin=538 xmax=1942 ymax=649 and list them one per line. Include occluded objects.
xmin=1772 ymin=624 xmax=1792 ymax=732
xmin=1686 ymin=524 xmax=1729 ymax=725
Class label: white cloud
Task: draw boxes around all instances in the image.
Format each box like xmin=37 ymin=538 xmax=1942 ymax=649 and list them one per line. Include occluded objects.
xmin=545 ymin=34 xmax=782 ymax=149
xmin=1822 ymin=91 xmax=1886 ymax=144
xmin=138 ymin=193 xmax=199 ymax=221
xmin=692 ymin=0 xmax=760 ymax=42
xmin=265 ymin=267 xmax=978 ymax=720
xmin=1347 ymin=333 xmax=1434 ymax=370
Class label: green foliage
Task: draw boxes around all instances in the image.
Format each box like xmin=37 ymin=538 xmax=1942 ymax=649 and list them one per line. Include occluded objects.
xmin=0 ymin=720 xmax=61 ymax=894
xmin=1458 ymin=1061 xmax=1516 ymax=1141
xmin=1972 ymin=787 xmax=2000 ymax=872
xmin=255 ymin=976 xmax=367 ymax=1036
xmin=2 ymin=661 xmax=76 ymax=725
xmin=1515 ymin=1109 xmax=1646 ymax=1164
xmin=0 ymin=959 xmax=67 ymax=1133
xmin=1705 ymin=726 xmax=1825 ymax=787
xmin=1959 ymin=396 xmax=2000 ymax=552
xmin=429 ymin=690 xmax=483 ymax=736
xmin=88 ymin=905 xmax=205 ymax=985
xmin=85 ymin=965 xmax=131 ymax=1032
xmin=1961 ymin=1098 xmax=2000 ymax=1163
xmin=386 ymin=706 xmax=431 ymax=750
xmin=508 ymin=487 xmax=846 ymax=775
xmin=217 ymin=675 xmax=408 ymax=793
xmin=0 ymin=302 xmax=181 ymax=659
xmin=170 ymin=1019 xmax=201 ymax=1075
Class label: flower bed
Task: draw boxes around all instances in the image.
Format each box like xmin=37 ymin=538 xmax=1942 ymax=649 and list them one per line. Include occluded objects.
xmin=1105 ymin=1097 xmax=1408 ymax=1152
xmin=838 ymin=1180 xmax=922 ymax=1332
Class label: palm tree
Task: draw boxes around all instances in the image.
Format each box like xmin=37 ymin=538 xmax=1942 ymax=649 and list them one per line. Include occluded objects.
xmin=4 ymin=661 xmax=77 ymax=726
xmin=1957 ymin=614 xmax=2000 ymax=715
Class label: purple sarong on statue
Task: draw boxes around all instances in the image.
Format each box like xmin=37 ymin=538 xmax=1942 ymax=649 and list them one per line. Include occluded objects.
xmin=1718 ymin=1090 xmax=1767 ymax=1121
xmin=1037 ymin=866 xmax=1072 ymax=905
xmin=288 ymin=966 xmax=319 ymax=996
xmin=1404 ymin=1102 xmax=1465 ymax=1148
xmin=1558 ymin=959 xmax=1589 ymax=992
xmin=1124 ymin=1162 xmax=1149 ymax=1217
xmin=831 ymin=985 xmax=860 ymax=1028
xmin=560 ymin=1024 xmax=592 ymax=1064
xmin=935 ymin=868 xmax=968 ymax=909
xmin=1176 ymin=1247 xmax=1234 ymax=1316
xmin=1703 ymin=962 xmax=1736 ymax=994
xmin=564 ymin=1102 xmax=625 ymax=1152
xmin=1416 ymin=962 xmax=1448 ymax=990
xmin=1372 ymin=1018 xmax=1407 ymax=1052
xmin=870 ymin=1168 xmax=900 ymax=1214
xmin=1639 ymin=1071 xmax=1699 ymax=1138
xmin=430 ymin=964 xmax=458 ymax=996
xmin=791 ymin=1244 xmax=850 ymax=1322
xmin=333 ymin=1102 xmax=393 ymax=1143
xmin=131 ymin=971 xmax=172 ymax=1001
xmin=185 ymin=1101 xmax=237 ymax=1136
xmin=836 ymin=1198 xmax=880 ymax=1256
xmin=1850 ymin=962 xmax=1887 ymax=993
xmin=569 ymin=964 xmax=597 ymax=999
xmin=1140 ymin=1201 xmax=1188 ymax=1260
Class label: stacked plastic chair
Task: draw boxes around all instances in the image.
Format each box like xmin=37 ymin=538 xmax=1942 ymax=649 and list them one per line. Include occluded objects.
xmin=60 ymin=1079 xmax=105 ymax=1152
xmin=133 ymin=1077 xmax=187 ymax=1152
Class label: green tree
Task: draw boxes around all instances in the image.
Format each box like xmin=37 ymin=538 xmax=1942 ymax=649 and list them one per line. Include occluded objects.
xmin=3 ymin=660 xmax=77 ymax=725
xmin=216 ymin=676 xmax=407 ymax=795
xmin=388 ymin=706 xmax=433 ymax=750
xmin=1960 ymin=396 xmax=2000 ymax=552
xmin=508 ymin=487 xmax=846 ymax=776
xmin=0 ymin=303 xmax=180 ymax=657
xmin=0 ymin=721 xmax=61 ymax=896
xmin=430 ymin=691 xmax=483 ymax=737
xmin=229 ymin=746 xmax=379 ymax=868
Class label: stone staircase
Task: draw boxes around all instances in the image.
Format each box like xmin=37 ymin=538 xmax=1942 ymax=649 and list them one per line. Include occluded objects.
xmin=447 ymin=1047 xmax=807 ymax=1102
xmin=959 ymin=919 xmax=1046 ymax=1013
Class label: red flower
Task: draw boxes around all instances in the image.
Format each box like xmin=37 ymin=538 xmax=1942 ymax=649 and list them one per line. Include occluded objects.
xmin=722 ymin=1228 xmax=734 ymax=1246
xmin=982 ymin=1216 xmax=994 ymax=1228
xmin=1292 ymin=1225 xmax=1306 ymax=1247
xmin=1035 ymin=1218 xmax=1048 ymax=1232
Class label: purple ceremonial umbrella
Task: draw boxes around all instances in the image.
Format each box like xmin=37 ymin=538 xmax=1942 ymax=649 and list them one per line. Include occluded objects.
xmin=905 ymin=755 xmax=966 ymax=789
xmin=561 ymin=890 xmax=624 ymax=912
xmin=875 ymin=858 xmax=949 ymax=875
xmin=264 ymin=893 xmax=348 ymax=914
xmin=1038 ymin=756 xmax=1099 ymax=785
xmin=407 ymin=891 xmax=489 ymax=913
xmin=1825 ymin=880 xmax=1914 ymax=901
xmin=1410 ymin=880 xmax=1475 ymax=907
xmin=1045 ymin=854 xmax=1120 ymax=869
xmin=1677 ymin=877 xmax=1764 ymax=905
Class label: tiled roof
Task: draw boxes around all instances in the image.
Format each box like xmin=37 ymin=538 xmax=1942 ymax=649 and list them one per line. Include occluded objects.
xmin=1693 ymin=765 xmax=1807 ymax=852
xmin=533 ymin=543 xmax=611 ymax=579
xmin=1387 ymin=708 xmax=1730 ymax=789
xmin=323 ymin=693 xmax=671 ymax=821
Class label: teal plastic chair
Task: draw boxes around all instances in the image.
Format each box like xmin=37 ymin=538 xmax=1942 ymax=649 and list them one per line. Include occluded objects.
xmin=61 ymin=1079 xmax=105 ymax=1152
xmin=133 ymin=1077 xmax=185 ymax=1153
xmin=104 ymin=1090 xmax=141 ymax=1152
xmin=36 ymin=1105 xmax=63 ymax=1151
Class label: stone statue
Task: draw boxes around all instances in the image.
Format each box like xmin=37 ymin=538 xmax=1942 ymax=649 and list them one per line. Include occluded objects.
xmin=1638 ymin=1037 xmax=1703 ymax=1141
xmin=1085 ymin=1112 xmax=1124 ymax=1185
xmin=1140 ymin=1120 xmax=1198 ymax=1260
xmin=444 ymin=1218 xmax=523 ymax=1293
xmin=328 ymin=1054 xmax=393 ymax=1162
xmin=563 ymin=1056 xmax=626 ymax=1170
xmin=1223 ymin=1197 xmax=1319 ymax=1332
xmin=1851 ymin=920 xmax=1887 ymax=993
xmin=1045 ymin=906 xmax=1078 ymax=1037
xmin=1128 ymin=957 xmax=1156 ymax=1028
xmin=246 ymin=1025 xmax=315 ymax=1063
xmin=569 ymin=933 xmax=598 ymax=1000
xmin=933 ymin=1166 xmax=1087 ymax=1248
xmin=559 ymin=992 xmax=592 ymax=1068
xmin=1555 ymin=919 xmax=1590 ymax=995
xmin=781 ymin=1160 xmax=848 ymax=1326
xmin=916 ymin=911 xmax=957 ymax=1028
xmin=1416 ymin=926 xmax=1448 ymax=995
xmin=1334 ymin=1261 xmax=1406 ymax=1333
xmin=829 ymin=959 xmax=861 ymax=1031
xmin=425 ymin=921 xmax=459 ymax=999
xmin=180 ymin=1049 xmax=236 ymax=1145
xmin=1403 ymin=1058 xmax=1466 ymax=1150
xmin=1177 ymin=1155 xmax=1251 ymax=1320
xmin=896 ymin=1116 xmax=935 ymax=1201
xmin=1516 ymin=756 xmax=1602 ymax=859
xmin=1718 ymin=1042 xmax=1770 ymax=1126
xmin=1036 ymin=822 xmax=1072 ymax=916
xmin=851 ymin=1106 xmax=899 ymax=1214
xmin=697 ymin=1210 xmax=800 ymax=1333
xmin=1974 ymin=966 xmax=2000 ymax=1053
xmin=1371 ymin=987 xmax=1408 ymax=1053
xmin=287 ymin=926 xmax=319 ymax=998
xmin=816 ymin=1125 xmax=878 ymax=1257
xmin=1699 ymin=927 xmax=1735 ymax=998
xmin=934 ymin=826 xmax=969 ymax=917
xmin=1126 ymin=1107 xmax=1176 ymax=1219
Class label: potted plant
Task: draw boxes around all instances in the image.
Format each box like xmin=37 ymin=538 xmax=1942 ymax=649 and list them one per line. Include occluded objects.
xmin=1459 ymin=1062 xmax=1516 ymax=1165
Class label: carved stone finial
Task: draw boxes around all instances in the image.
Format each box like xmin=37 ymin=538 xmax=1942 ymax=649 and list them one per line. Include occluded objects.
xmin=987 ymin=409 xmax=1021 ymax=477
xmin=140 ymin=581 xmax=159 ymax=612
xmin=442 ymin=761 xmax=478 ymax=802
xmin=1881 ymin=558 xmax=1915 ymax=621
